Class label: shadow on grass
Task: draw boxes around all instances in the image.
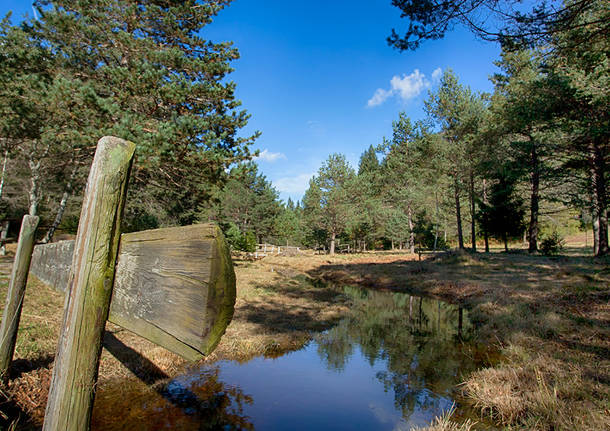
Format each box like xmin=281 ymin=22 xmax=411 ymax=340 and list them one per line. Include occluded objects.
xmin=8 ymin=356 xmax=54 ymax=381
xmin=102 ymin=331 xmax=169 ymax=385
xmin=0 ymin=390 xmax=37 ymax=431
xmin=237 ymin=275 xmax=348 ymax=334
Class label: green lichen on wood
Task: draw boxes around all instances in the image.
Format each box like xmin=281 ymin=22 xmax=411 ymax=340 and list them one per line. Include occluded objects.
xmin=203 ymin=225 xmax=236 ymax=355
xmin=43 ymin=137 xmax=135 ymax=431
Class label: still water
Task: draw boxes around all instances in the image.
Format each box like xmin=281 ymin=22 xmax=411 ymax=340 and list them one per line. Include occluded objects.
xmin=94 ymin=287 xmax=493 ymax=430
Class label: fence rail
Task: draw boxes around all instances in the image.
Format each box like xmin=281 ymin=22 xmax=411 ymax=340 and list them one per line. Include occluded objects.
xmin=249 ymin=243 xmax=301 ymax=259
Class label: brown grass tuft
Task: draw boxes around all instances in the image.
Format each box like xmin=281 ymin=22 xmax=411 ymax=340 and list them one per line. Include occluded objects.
xmin=409 ymin=407 xmax=476 ymax=431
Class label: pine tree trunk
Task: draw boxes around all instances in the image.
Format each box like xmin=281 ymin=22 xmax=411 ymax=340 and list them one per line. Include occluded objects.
xmin=589 ymin=139 xmax=608 ymax=256
xmin=42 ymin=164 xmax=79 ymax=244
xmin=434 ymin=192 xmax=439 ymax=251
xmin=469 ymin=171 xmax=476 ymax=252
xmin=407 ymin=205 xmax=415 ymax=253
xmin=503 ymin=232 xmax=508 ymax=252
xmin=483 ymin=179 xmax=489 ymax=253
xmin=329 ymin=231 xmax=336 ymax=255
xmin=0 ymin=149 xmax=8 ymax=200
xmin=42 ymin=189 xmax=70 ymax=244
xmin=592 ymin=209 xmax=599 ymax=255
xmin=528 ymin=142 xmax=539 ymax=252
xmin=28 ymin=158 xmax=42 ymax=217
xmin=0 ymin=221 xmax=9 ymax=256
xmin=453 ymin=175 xmax=464 ymax=249
xmin=0 ymin=151 xmax=6 ymax=254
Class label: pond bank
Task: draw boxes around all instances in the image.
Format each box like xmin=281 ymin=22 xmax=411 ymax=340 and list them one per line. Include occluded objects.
xmin=0 ymin=248 xmax=608 ymax=430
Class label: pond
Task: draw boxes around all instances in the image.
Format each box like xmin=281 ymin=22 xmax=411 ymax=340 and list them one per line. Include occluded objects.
xmin=94 ymin=287 xmax=495 ymax=430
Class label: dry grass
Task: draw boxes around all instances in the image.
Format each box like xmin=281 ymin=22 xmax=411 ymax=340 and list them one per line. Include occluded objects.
xmin=462 ymin=354 xmax=610 ymax=430
xmin=409 ymin=407 xmax=476 ymax=431
xmin=0 ymin=236 xmax=608 ymax=430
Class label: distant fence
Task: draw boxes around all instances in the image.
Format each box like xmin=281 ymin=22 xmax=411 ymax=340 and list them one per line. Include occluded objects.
xmin=250 ymin=243 xmax=301 ymax=259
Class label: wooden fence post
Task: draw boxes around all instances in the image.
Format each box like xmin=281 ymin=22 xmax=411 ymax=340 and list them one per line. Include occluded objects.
xmin=0 ymin=215 xmax=39 ymax=382
xmin=43 ymin=137 xmax=135 ymax=431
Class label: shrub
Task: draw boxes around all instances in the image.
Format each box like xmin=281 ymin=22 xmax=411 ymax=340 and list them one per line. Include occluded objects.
xmin=224 ymin=223 xmax=256 ymax=252
xmin=540 ymin=231 xmax=564 ymax=255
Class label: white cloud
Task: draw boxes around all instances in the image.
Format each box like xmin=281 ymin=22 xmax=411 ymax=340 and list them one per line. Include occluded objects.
xmin=390 ymin=69 xmax=428 ymax=100
xmin=431 ymin=67 xmax=443 ymax=83
xmin=367 ymin=88 xmax=393 ymax=107
xmin=367 ymin=68 xmax=442 ymax=108
xmin=253 ymin=149 xmax=285 ymax=162
xmin=274 ymin=173 xmax=314 ymax=195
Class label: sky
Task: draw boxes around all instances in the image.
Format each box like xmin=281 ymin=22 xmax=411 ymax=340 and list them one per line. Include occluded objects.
xmin=1 ymin=0 xmax=501 ymax=203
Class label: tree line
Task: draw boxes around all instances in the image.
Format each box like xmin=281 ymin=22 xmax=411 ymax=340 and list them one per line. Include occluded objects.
xmin=199 ymin=0 xmax=608 ymax=256
xmin=0 ymin=1 xmax=606 ymax=256
xmin=300 ymin=44 xmax=607 ymax=256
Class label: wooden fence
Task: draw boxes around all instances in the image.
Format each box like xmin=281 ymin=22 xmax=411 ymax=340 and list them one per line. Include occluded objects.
xmin=0 ymin=137 xmax=236 ymax=431
xmin=251 ymin=243 xmax=301 ymax=258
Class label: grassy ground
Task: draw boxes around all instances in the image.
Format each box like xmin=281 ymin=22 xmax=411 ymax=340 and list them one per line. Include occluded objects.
xmin=0 ymin=235 xmax=608 ymax=430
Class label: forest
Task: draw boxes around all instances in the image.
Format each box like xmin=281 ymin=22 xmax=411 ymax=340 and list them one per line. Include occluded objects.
xmin=1 ymin=1 xmax=607 ymax=258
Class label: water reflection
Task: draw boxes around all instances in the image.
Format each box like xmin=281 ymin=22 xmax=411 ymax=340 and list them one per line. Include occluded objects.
xmin=93 ymin=288 xmax=491 ymax=430
xmin=92 ymin=367 xmax=254 ymax=431
xmin=316 ymin=287 xmax=480 ymax=426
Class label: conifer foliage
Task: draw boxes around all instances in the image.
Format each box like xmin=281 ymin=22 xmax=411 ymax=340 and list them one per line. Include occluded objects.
xmin=1 ymin=0 xmax=257 ymax=231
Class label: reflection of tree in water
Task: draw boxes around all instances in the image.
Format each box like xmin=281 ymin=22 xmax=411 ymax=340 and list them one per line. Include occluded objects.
xmin=92 ymin=367 xmax=254 ymax=431
xmin=316 ymin=287 xmax=483 ymax=423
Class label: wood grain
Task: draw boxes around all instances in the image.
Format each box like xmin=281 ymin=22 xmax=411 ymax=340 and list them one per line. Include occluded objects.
xmin=29 ymin=223 xmax=236 ymax=360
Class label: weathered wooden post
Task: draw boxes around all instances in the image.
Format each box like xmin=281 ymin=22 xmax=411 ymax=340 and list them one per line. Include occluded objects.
xmin=43 ymin=137 xmax=135 ymax=431
xmin=0 ymin=215 xmax=39 ymax=382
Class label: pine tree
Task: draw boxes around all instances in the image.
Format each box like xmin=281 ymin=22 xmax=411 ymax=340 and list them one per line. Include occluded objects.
xmin=547 ymin=4 xmax=609 ymax=255
xmin=424 ymin=70 xmax=479 ymax=250
xmin=199 ymin=162 xmax=281 ymax=243
xmin=0 ymin=16 xmax=98 ymax=224
xmin=27 ymin=0 xmax=258 ymax=226
xmin=303 ymin=154 xmax=355 ymax=254
xmin=479 ymin=171 xmax=526 ymax=251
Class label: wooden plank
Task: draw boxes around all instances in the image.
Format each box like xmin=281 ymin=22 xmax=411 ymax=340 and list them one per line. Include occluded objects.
xmin=30 ymin=239 xmax=73 ymax=292
xmin=43 ymin=136 xmax=135 ymax=431
xmin=110 ymin=223 xmax=236 ymax=359
xmin=29 ymin=223 xmax=236 ymax=361
xmin=0 ymin=215 xmax=39 ymax=382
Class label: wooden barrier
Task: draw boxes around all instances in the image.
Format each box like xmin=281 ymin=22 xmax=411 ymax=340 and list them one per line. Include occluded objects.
xmin=30 ymin=223 xmax=236 ymax=360
xmin=0 ymin=136 xmax=236 ymax=431
xmin=0 ymin=215 xmax=39 ymax=382
xmin=30 ymin=239 xmax=74 ymax=293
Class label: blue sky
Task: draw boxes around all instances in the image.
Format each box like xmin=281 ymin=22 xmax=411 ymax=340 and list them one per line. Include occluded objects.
xmin=2 ymin=0 xmax=501 ymax=203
